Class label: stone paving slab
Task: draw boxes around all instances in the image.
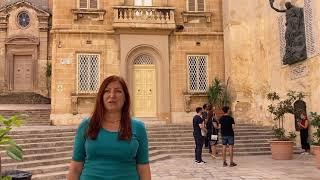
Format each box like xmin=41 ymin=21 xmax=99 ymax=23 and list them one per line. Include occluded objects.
xmin=151 ymin=154 xmax=319 ymax=180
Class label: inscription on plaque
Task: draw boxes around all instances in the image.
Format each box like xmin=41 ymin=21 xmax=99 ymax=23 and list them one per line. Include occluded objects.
xmin=290 ymin=63 xmax=308 ymax=80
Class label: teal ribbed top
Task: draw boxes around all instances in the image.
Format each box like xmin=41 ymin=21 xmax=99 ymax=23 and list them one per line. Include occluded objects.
xmin=72 ymin=118 xmax=149 ymax=180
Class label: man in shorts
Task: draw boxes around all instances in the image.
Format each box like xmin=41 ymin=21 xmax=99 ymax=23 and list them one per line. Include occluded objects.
xmin=219 ymin=106 xmax=237 ymax=167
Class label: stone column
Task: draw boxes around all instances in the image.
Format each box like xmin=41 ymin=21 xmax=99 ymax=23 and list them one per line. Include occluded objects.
xmin=0 ymin=14 xmax=7 ymax=92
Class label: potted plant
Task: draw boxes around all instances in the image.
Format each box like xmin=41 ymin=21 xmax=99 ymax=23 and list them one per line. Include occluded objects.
xmin=310 ymin=112 xmax=320 ymax=168
xmin=207 ymin=77 xmax=231 ymax=118
xmin=266 ymin=91 xmax=304 ymax=160
xmin=0 ymin=115 xmax=24 ymax=178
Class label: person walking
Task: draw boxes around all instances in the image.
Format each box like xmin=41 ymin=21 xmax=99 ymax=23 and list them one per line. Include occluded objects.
xmin=193 ymin=107 xmax=207 ymax=164
xmin=219 ymin=106 xmax=237 ymax=167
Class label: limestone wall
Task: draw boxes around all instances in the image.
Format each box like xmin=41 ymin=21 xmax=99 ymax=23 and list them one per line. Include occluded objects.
xmin=223 ymin=0 xmax=320 ymax=137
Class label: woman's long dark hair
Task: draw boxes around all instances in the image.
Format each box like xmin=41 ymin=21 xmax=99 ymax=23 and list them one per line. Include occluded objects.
xmin=88 ymin=75 xmax=132 ymax=140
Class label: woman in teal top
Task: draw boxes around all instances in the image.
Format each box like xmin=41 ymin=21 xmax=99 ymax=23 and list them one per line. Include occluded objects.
xmin=68 ymin=75 xmax=151 ymax=180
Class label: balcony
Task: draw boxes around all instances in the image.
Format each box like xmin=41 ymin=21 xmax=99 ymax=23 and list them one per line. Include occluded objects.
xmin=113 ymin=6 xmax=175 ymax=30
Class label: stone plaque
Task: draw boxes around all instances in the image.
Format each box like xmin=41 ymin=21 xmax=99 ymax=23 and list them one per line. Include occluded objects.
xmin=290 ymin=63 xmax=308 ymax=80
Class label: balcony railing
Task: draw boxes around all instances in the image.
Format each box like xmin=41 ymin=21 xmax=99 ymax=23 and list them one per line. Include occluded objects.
xmin=113 ymin=6 xmax=175 ymax=30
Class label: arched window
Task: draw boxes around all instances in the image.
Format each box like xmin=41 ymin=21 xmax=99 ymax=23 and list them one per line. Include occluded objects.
xmin=134 ymin=55 xmax=154 ymax=65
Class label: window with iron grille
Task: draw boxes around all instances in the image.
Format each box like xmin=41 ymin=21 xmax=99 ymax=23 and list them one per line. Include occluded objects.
xmin=77 ymin=54 xmax=100 ymax=93
xmin=187 ymin=55 xmax=208 ymax=92
xmin=79 ymin=0 xmax=98 ymax=9
xmin=135 ymin=0 xmax=152 ymax=6
xmin=188 ymin=0 xmax=205 ymax=12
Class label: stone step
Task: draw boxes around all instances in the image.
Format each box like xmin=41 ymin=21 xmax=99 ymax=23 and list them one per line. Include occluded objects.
xmin=2 ymin=157 xmax=71 ymax=170
xmin=150 ymin=154 xmax=170 ymax=163
xmin=9 ymin=129 xmax=272 ymax=139
xmin=148 ymin=136 xmax=274 ymax=142
xmin=146 ymin=127 xmax=273 ymax=131
xmin=31 ymin=171 xmax=68 ymax=180
xmin=150 ymin=147 xmax=271 ymax=153
xmin=2 ymin=151 xmax=72 ymax=164
xmin=168 ymin=148 xmax=304 ymax=159
xmin=0 ymin=109 xmax=51 ymax=126
xmin=147 ymin=129 xmax=273 ymax=134
xmin=13 ymin=136 xmax=75 ymax=144
xmin=10 ymin=132 xmax=76 ymax=139
xmin=10 ymin=128 xmax=77 ymax=135
xmin=21 ymin=164 xmax=69 ymax=176
xmin=147 ymin=132 xmax=273 ymax=138
xmin=149 ymin=142 xmax=271 ymax=148
xmin=0 ymin=146 xmax=73 ymax=156
xmin=1 ymin=141 xmax=73 ymax=149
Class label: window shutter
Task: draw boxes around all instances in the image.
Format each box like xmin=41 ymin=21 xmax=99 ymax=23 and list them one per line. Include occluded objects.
xmin=79 ymin=0 xmax=88 ymax=8
xmin=144 ymin=0 xmax=152 ymax=6
xmin=90 ymin=0 xmax=98 ymax=9
xmin=135 ymin=0 xmax=143 ymax=6
xmin=188 ymin=0 xmax=195 ymax=11
xmin=197 ymin=0 xmax=204 ymax=11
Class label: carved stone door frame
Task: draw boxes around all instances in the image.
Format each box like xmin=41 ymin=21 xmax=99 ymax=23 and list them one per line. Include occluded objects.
xmin=5 ymin=36 xmax=39 ymax=91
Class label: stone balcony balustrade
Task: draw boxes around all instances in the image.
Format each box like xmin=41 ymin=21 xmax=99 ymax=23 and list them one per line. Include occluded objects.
xmin=113 ymin=6 xmax=175 ymax=30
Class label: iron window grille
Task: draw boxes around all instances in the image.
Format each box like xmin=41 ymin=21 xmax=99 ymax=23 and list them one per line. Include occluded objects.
xmin=187 ymin=55 xmax=208 ymax=92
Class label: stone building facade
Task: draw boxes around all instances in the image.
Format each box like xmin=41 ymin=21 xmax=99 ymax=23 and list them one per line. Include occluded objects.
xmin=0 ymin=0 xmax=52 ymax=95
xmin=2 ymin=0 xmax=318 ymax=139
xmin=50 ymin=0 xmax=224 ymax=125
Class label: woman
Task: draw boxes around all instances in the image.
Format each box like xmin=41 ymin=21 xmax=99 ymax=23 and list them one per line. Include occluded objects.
xmin=298 ymin=112 xmax=310 ymax=155
xmin=206 ymin=105 xmax=219 ymax=159
xmin=68 ymin=75 xmax=151 ymax=180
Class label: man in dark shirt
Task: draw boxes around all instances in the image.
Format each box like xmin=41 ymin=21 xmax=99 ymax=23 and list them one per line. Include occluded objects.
xmin=193 ymin=107 xmax=206 ymax=164
xmin=219 ymin=106 xmax=237 ymax=167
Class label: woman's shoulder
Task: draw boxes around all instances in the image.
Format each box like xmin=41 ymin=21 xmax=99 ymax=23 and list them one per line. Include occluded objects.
xmin=131 ymin=118 xmax=146 ymax=127
xmin=78 ymin=117 xmax=90 ymax=129
xmin=131 ymin=118 xmax=147 ymax=132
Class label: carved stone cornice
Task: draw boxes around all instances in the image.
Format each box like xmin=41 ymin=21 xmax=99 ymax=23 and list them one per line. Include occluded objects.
xmin=181 ymin=11 xmax=212 ymax=23
xmin=5 ymin=35 xmax=39 ymax=45
xmin=71 ymin=9 xmax=106 ymax=21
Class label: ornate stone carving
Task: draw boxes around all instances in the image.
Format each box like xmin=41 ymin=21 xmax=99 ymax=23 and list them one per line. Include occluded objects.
xmin=72 ymin=9 xmax=106 ymax=21
xmin=181 ymin=11 xmax=212 ymax=23
xmin=184 ymin=95 xmax=191 ymax=113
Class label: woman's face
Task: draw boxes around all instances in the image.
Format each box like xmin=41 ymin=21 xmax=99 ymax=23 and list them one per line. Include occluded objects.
xmin=103 ymin=81 xmax=125 ymax=113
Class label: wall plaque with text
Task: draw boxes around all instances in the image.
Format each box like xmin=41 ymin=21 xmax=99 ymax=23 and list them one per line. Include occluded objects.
xmin=290 ymin=63 xmax=308 ymax=80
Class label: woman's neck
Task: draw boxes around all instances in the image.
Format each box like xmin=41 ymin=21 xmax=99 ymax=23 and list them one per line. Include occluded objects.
xmin=104 ymin=112 xmax=122 ymax=123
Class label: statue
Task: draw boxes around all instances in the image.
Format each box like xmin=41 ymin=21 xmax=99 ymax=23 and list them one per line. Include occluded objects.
xmin=269 ymin=0 xmax=307 ymax=65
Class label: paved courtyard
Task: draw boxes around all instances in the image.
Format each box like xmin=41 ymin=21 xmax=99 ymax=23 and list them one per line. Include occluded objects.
xmin=150 ymin=155 xmax=320 ymax=180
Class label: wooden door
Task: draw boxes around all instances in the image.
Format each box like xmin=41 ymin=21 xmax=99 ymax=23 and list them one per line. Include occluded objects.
xmin=133 ymin=65 xmax=156 ymax=117
xmin=13 ymin=55 xmax=33 ymax=91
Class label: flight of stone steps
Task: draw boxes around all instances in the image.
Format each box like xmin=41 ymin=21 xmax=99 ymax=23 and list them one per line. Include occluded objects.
xmin=0 ymin=124 xmax=297 ymax=179
xmin=0 ymin=92 xmax=51 ymax=125
xmin=0 ymin=106 xmax=51 ymax=126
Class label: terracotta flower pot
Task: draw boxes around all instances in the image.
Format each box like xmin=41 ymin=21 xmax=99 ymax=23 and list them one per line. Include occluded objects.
xmin=270 ymin=140 xmax=294 ymax=160
xmin=313 ymin=145 xmax=320 ymax=169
